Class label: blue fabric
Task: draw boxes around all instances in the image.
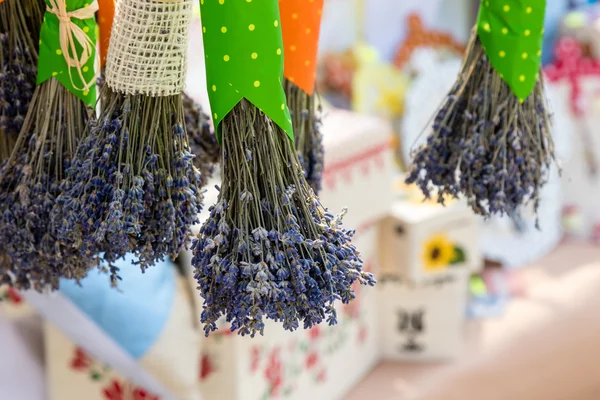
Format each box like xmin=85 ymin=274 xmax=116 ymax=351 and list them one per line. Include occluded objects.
xmin=60 ymin=255 xmax=177 ymax=359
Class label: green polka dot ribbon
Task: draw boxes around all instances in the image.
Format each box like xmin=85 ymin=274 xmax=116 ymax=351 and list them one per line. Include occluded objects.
xmin=37 ymin=0 xmax=98 ymax=106
xmin=199 ymin=0 xmax=293 ymax=143
xmin=477 ymin=0 xmax=546 ymax=100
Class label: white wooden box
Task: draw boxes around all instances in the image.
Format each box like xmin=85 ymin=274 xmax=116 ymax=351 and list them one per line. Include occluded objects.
xmin=198 ymin=228 xmax=379 ymax=400
xmin=318 ymin=109 xmax=395 ymax=231
xmin=377 ymin=269 xmax=469 ymax=361
xmin=379 ymin=200 xmax=482 ymax=282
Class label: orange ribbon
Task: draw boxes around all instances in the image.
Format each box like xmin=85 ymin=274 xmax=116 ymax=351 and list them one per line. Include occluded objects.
xmin=98 ymin=0 xmax=115 ymax=67
xmin=279 ymin=0 xmax=324 ymax=95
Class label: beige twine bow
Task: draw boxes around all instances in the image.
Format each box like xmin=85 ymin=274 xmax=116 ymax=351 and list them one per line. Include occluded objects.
xmin=45 ymin=0 xmax=98 ymax=93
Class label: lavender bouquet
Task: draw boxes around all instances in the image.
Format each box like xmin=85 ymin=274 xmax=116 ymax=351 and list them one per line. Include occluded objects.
xmin=406 ymin=1 xmax=554 ymax=218
xmin=55 ymin=0 xmax=201 ymax=283
xmin=193 ymin=1 xmax=375 ymax=337
xmin=193 ymin=101 xmax=375 ymax=337
xmin=0 ymin=0 xmax=98 ymax=291
xmin=0 ymin=80 xmax=93 ymax=290
xmin=284 ymin=79 xmax=325 ymax=194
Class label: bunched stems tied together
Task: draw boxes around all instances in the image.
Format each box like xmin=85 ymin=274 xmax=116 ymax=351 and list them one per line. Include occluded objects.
xmin=55 ymin=85 xmax=204 ymax=284
xmin=192 ymin=100 xmax=375 ymax=337
xmin=284 ymin=78 xmax=324 ymax=194
xmin=0 ymin=79 xmax=94 ymax=291
xmin=0 ymin=0 xmax=44 ymax=159
xmin=406 ymin=34 xmax=555 ymax=218
xmin=182 ymin=92 xmax=219 ymax=189
xmin=0 ymin=0 xmax=44 ymax=275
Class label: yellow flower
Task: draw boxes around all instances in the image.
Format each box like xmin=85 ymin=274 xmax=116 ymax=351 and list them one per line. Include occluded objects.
xmin=422 ymin=234 xmax=455 ymax=272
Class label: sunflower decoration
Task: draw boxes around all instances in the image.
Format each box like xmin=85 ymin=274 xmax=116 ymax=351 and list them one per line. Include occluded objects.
xmin=422 ymin=234 xmax=465 ymax=272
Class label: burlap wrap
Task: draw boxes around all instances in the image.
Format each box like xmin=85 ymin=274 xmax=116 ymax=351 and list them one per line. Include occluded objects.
xmin=105 ymin=0 xmax=192 ymax=96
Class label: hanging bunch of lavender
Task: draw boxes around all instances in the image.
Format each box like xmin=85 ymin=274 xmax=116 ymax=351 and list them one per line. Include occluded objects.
xmin=0 ymin=0 xmax=45 ymax=160
xmin=91 ymin=86 xmax=218 ymax=190
xmin=284 ymin=79 xmax=324 ymax=194
xmin=280 ymin=0 xmax=325 ymax=193
xmin=182 ymin=92 xmax=219 ymax=189
xmin=0 ymin=0 xmax=98 ymax=291
xmin=406 ymin=0 xmax=554 ymax=217
xmin=193 ymin=1 xmax=375 ymax=337
xmin=56 ymin=0 xmax=201 ymax=279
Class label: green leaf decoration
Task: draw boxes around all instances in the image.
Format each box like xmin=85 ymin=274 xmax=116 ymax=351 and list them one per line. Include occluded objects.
xmin=37 ymin=0 xmax=98 ymax=106
xmin=450 ymin=246 xmax=466 ymax=265
xmin=476 ymin=0 xmax=546 ymax=100
xmin=199 ymin=0 xmax=293 ymax=143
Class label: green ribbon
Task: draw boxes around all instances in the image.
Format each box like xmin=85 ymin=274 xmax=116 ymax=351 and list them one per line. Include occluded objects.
xmin=37 ymin=0 xmax=98 ymax=106
xmin=477 ymin=0 xmax=546 ymax=101
xmin=199 ymin=0 xmax=293 ymax=143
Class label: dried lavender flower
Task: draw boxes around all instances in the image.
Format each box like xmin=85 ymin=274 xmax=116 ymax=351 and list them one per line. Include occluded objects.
xmin=182 ymin=92 xmax=219 ymax=188
xmin=56 ymin=84 xmax=203 ymax=280
xmin=0 ymin=79 xmax=95 ymax=291
xmin=192 ymin=100 xmax=375 ymax=337
xmin=0 ymin=0 xmax=43 ymax=143
xmin=284 ymin=78 xmax=324 ymax=194
xmin=406 ymin=34 xmax=555 ymax=218
xmin=96 ymin=83 xmax=218 ymax=189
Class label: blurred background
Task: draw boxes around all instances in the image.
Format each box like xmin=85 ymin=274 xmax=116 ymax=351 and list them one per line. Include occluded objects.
xmin=4 ymin=0 xmax=600 ymax=399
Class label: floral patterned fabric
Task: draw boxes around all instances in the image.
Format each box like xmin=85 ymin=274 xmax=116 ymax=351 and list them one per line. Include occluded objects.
xmin=45 ymin=323 xmax=163 ymax=400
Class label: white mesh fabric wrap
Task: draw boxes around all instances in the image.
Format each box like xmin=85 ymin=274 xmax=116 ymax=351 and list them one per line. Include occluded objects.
xmin=106 ymin=0 xmax=193 ymax=96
